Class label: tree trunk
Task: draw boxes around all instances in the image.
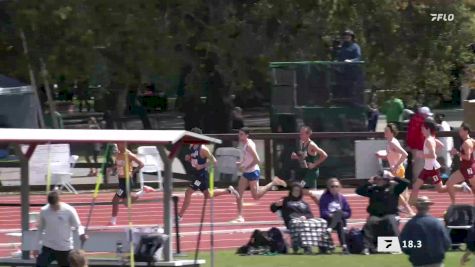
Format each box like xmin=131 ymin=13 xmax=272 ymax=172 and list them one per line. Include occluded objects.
xmin=202 ymin=70 xmax=233 ymax=134
xmin=113 ymin=83 xmax=128 ymax=129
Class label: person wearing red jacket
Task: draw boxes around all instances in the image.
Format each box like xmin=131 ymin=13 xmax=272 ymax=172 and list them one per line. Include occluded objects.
xmin=406 ymin=106 xmax=432 ymax=182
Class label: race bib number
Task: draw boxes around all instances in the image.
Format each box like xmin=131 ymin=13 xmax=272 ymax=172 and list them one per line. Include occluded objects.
xmin=193 ymin=180 xmax=202 ymax=187
xmin=432 ymin=175 xmax=439 ymax=182
xmin=467 ymin=168 xmax=474 ymax=176
xmin=116 ymin=189 xmax=124 ymax=196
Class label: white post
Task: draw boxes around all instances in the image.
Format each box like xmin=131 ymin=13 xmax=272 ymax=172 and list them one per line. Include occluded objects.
xmin=210 ymin=197 xmax=215 ymax=267
xmin=157 ymin=146 xmax=173 ymax=262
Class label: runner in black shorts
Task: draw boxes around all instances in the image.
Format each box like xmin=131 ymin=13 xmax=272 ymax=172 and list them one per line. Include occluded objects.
xmin=177 ymin=128 xmax=240 ymax=221
xmin=109 ymin=143 xmax=155 ymax=226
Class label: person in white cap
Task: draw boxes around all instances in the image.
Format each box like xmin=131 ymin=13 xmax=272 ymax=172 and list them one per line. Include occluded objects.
xmin=406 ymin=106 xmax=433 ymax=182
xmin=400 ymin=196 xmax=451 ymax=267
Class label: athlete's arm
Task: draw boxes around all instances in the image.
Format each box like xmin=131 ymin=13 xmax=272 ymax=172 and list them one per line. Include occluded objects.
xmin=435 ymin=138 xmax=445 ymax=151
xmin=308 ymin=143 xmax=327 ymax=169
xmin=244 ymin=144 xmax=261 ymax=170
xmin=273 ymin=199 xmax=283 ymax=207
xmin=422 ymin=140 xmax=437 ymax=159
xmin=461 ymin=140 xmax=474 ymax=161
xmin=199 ymin=146 xmax=217 ymax=170
xmin=127 ymin=150 xmax=145 ymax=169
xmin=390 ymin=140 xmax=408 ymax=170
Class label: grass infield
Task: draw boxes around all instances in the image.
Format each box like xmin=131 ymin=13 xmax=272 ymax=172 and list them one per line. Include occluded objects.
xmin=185 ymin=250 xmax=468 ymax=267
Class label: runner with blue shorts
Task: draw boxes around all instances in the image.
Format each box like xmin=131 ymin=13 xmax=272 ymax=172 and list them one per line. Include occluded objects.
xmin=231 ymin=127 xmax=287 ymax=223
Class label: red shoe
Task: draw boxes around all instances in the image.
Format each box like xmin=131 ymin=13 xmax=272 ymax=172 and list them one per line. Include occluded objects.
xmin=143 ymin=185 xmax=156 ymax=193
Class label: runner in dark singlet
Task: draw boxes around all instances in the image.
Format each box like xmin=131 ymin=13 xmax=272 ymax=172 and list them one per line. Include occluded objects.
xmin=291 ymin=126 xmax=328 ymax=204
xmin=446 ymin=122 xmax=474 ymax=204
xmin=177 ymin=128 xmax=240 ymax=221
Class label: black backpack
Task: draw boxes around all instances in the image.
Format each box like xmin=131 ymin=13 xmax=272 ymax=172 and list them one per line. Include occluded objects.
xmin=444 ymin=205 xmax=475 ymax=250
xmin=237 ymin=228 xmax=288 ymax=255
xmin=346 ymin=228 xmax=364 ymax=254
xmin=267 ymin=227 xmax=288 ymax=254
xmin=134 ymin=234 xmax=165 ymax=263
xmin=444 ymin=205 xmax=475 ymax=226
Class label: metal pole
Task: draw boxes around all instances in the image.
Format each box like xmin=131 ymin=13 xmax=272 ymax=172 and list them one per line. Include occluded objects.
xmin=15 ymin=145 xmax=30 ymax=259
xmin=39 ymin=58 xmax=59 ymax=129
xmin=210 ymin=197 xmax=215 ymax=267
xmin=264 ymin=139 xmax=272 ymax=182
xmin=157 ymin=146 xmax=173 ymax=262
xmin=172 ymin=196 xmax=186 ymax=257
xmin=19 ymin=29 xmax=44 ymax=128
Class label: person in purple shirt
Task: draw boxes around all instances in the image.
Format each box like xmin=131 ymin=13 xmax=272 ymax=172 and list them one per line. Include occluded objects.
xmin=319 ymin=178 xmax=352 ymax=253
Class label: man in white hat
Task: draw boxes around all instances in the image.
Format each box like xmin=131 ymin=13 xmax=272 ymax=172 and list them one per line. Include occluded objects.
xmin=400 ymin=196 xmax=451 ymax=267
xmin=407 ymin=106 xmax=434 ymax=182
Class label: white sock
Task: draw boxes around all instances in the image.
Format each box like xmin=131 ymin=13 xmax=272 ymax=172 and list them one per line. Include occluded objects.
xmin=136 ymin=190 xmax=144 ymax=196
xmin=111 ymin=217 xmax=117 ymax=224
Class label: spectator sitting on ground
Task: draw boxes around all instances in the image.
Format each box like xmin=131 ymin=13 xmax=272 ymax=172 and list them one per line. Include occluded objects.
xmin=400 ymin=196 xmax=451 ymax=267
xmin=68 ymin=249 xmax=88 ymax=267
xmin=271 ymin=183 xmax=334 ymax=254
xmin=319 ymin=178 xmax=351 ymax=253
xmin=356 ymin=170 xmax=409 ymax=255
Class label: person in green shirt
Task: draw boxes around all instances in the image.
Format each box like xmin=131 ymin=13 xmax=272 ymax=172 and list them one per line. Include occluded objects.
xmin=381 ymin=96 xmax=404 ymax=124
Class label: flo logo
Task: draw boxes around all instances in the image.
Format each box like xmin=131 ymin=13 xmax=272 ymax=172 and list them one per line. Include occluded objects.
xmin=430 ymin=13 xmax=454 ymax=21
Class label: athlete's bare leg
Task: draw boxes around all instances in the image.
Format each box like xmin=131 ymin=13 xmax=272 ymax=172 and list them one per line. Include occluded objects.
xmin=303 ymin=189 xmax=319 ymax=206
xmin=211 ymin=187 xmax=238 ymax=198
xmin=236 ymin=177 xmax=249 ymax=219
xmin=399 ymin=193 xmax=415 ymax=216
xmin=409 ymin=179 xmax=424 ymax=206
xmin=469 ymin=177 xmax=475 ymax=205
xmin=178 ymin=188 xmax=195 ymax=218
xmin=111 ymin=195 xmax=120 ymax=218
xmin=446 ymin=171 xmax=465 ymax=204
xmin=249 ymin=177 xmax=287 ymax=200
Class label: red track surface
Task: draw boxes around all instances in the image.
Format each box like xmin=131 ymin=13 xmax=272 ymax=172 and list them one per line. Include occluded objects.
xmin=0 ymin=189 xmax=473 ymax=257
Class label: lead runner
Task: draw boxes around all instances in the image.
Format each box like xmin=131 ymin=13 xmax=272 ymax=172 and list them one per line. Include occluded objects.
xmin=446 ymin=122 xmax=475 ymax=204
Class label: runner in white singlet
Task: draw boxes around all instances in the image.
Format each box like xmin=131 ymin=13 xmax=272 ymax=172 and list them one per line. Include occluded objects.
xmin=231 ymin=127 xmax=287 ymax=223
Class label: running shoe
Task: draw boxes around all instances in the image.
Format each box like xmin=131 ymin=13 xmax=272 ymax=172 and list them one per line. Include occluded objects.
xmin=230 ymin=216 xmax=245 ymax=223
xmin=272 ymin=177 xmax=288 ymax=187
xmin=462 ymin=182 xmax=473 ymax=194
xmin=228 ymin=186 xmax=240 ymax=199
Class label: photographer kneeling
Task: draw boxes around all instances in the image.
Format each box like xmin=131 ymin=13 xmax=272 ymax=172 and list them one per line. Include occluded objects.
xmin=356 ymin=170 xmax=409 ymax=255
xmin=271 ymin=183 xmax=334 ymax=254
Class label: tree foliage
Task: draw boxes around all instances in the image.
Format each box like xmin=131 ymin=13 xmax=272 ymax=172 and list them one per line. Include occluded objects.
xmin=0 ymin=0 xmax=474 ymax=131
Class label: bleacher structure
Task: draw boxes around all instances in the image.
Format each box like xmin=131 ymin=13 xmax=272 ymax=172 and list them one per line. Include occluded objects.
xmin=0 ymin=128 xmax=221 ymax=267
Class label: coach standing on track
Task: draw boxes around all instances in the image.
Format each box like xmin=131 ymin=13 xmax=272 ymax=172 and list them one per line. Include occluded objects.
xmin=34 ymin=191 xmax=87 ymax=267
